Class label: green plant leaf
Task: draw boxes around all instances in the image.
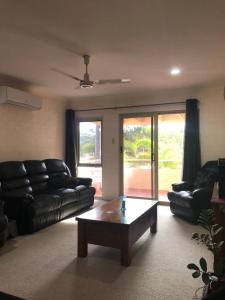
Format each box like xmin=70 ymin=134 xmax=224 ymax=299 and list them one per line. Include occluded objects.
xmin=198 ymin=209 xmax=215 ymax=226
xmin=216 ymin=241 xmax=224 ymax=248
xmin=192 ymin=233 xmax=199 ymax=239
xmin=187 ymin=263 xmax=200 ymax=271
xmin=212 ymin=224 xmax=221 ymax=231
xmin=200 ymin=257 xmax=207 ymax=272
xmin=192 ymin=271 xmax=201 ymax=278
xmin=203 ymin=234 xmax=210 ymax=243
xmin=214 ymin=227 xmax=223 ymax=236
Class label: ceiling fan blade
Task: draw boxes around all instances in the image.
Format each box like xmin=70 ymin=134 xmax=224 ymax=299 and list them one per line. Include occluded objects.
xmin=94 ymin=78 xmax=131 ymax=85
xmin=51 ymin=68 xmax=81 ymax=81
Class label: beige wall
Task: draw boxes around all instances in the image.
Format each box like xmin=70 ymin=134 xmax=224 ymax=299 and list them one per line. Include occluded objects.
xmin=0 ymin=97 xmax=67 ymax=161
xmin=69 ymin=81 xmax=225 ymax=200
xmin=195 ymin=82 xmax=225 ymax=162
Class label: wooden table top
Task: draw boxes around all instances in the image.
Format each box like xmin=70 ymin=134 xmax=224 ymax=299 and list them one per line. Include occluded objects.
xmin=76 ymin=198 xmax=158 ymax=225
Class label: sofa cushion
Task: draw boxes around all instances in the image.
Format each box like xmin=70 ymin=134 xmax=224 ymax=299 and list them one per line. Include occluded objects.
xmin=45 ymin=188 xmax=80 ymax=206
xmin=29 ymin=174 xmax=49 ymax=194
xmin=44 ymin=159 xmax=70 ymax=178
xmin=23 ymin=161 xmax=49 ymax=194
xmin=1 ymin=187 xmax=33 ymax=197
xmin=0 ymin=162 xmax=27 ymax=180
xmin=2 ymin=178 xmax=30 ymax=191
xmin=48 ymin=174 xmax=78 ymax=189
xmin=30 ymin=194 xmax=61 ymax=217
xmin=23 ymin=160 xmax=47 ymax=175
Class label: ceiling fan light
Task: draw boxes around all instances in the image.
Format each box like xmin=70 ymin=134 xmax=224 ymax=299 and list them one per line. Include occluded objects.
xmin=80 ymin=84 xmax=93 ymax=88
xmin=170 ymin=68 xmax=181 ymax=75
xmin=121 ymin=79 xmax=131 ymax=83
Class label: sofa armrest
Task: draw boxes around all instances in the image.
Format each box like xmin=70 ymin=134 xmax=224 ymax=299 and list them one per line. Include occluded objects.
xmin=0 ymin=194 xmax=34 ymax=225
xmin=0 ymin=194 xmax=34 ymax=234
xmin=74 ymin=177 xmax=92 ymax=187
xmin=49 ymin=175 xmax=92 ymax=189
xmin=172 ymin=181 xmax=192 ymax=192
xmin=192 ymin=187 xmax=212 ymax=209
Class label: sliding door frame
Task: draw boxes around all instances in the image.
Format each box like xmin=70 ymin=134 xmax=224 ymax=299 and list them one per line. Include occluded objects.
xmin=119 ymin=110 xmax=185 ymax=200
xmin=119 ymin=112 xmax=157 ymax=200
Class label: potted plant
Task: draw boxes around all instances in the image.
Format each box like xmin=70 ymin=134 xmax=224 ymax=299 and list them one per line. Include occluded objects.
xmin=187 ymin=209 xmax=225 ymax=297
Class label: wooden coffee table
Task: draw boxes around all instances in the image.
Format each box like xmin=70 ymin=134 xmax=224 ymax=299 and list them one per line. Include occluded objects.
xmin=76 ymin=198 xmax=158 ymax=266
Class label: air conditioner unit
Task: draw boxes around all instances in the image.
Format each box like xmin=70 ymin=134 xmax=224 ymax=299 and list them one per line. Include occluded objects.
xmin=0 ymin=86 xmax=42 ymax=110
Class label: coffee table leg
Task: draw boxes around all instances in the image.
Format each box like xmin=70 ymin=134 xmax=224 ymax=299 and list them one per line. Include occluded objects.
xmin=151 ymin=220 xmax=157 ymax=233
xmin=77 ymin=221 xmax=87 ymax=257
xmin=150 ymin=206 xmax=157 ymax=233
xmin=120 ymin=229 xmax=131 ymax=266
xmin=121 ymin=245 xmax=132 ymax=266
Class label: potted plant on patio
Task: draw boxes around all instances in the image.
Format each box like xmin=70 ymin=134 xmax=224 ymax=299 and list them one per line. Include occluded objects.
xmin=187 ymin=209 xmax=225 ymax=298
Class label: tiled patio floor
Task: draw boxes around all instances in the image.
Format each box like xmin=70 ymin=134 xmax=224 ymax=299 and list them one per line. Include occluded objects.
xmin=94 ymin=185 xmax=169 ymax=202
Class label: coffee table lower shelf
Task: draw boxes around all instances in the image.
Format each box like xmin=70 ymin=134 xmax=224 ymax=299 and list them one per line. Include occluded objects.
xmin=76 ymin=200 xmax=158 ymax=266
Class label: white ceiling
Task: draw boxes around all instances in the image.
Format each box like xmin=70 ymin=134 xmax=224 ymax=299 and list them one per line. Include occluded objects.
xmin=0 ymin=0 xmax=225 ymax=99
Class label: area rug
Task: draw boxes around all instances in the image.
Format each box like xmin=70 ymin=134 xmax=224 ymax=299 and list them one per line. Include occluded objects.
xmin=0 ymin=292 xmax=25 ymax=300
xmin=0 ymin=204 xmax=212 ymax=300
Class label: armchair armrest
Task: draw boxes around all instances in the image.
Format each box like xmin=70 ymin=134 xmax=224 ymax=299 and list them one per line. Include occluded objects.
xmin=192 ymin=187 xmax=212 ymax=209
xmin=172 ymin=181 xmax=192 ymax=192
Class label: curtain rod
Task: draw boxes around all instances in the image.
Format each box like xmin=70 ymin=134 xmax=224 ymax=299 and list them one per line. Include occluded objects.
xmin=75 ymin=101 xmax=185 ymax=112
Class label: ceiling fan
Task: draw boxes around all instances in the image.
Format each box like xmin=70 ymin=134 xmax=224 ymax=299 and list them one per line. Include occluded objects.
xmin=52 ymin=55 xmax=131 ymax=89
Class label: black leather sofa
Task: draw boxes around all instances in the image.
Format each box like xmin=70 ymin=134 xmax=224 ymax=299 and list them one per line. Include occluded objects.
xmin=167 ymin=161 xmax=219 ymax=223
xmin=0 ymin=200 xmax=8 ymax=247
xmin=0 ymin=159 xmax=95 ymax=234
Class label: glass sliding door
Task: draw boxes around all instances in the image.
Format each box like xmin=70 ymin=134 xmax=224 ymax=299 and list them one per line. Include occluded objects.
xmin=121 ymin=112 xmax=185 ymax=201
xmin=122 ymin=116 xmax=155 ymax=199
xmin=158 ymin=113 xmax=185 ymax=201
xmin=77 ymin=120 xmax=102 ymax=197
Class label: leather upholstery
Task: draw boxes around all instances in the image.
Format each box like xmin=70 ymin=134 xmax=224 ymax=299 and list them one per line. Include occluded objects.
xmin=168 ymin=160 xmax=219 ymax=223
xmin=44 ymin=159 xmax=71 ymax=178
xmin=0 ymin=159 xmax=95 ymax=234
xmin=0 ymin=200 xmax=8 ymax=247
xmin=0 ymin=161 xmax=27 ymax=179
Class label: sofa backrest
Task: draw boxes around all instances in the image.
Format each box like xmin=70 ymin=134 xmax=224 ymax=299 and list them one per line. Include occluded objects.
xmin=0 ymin=159 xmax=71 ymax=196
xmin=23 ymin=160 xmax=49 ymax=194
xmin=0 ymin=161 xmax=32 ymax=196
xmin=44 ymin=159 xmax=71 ymax=178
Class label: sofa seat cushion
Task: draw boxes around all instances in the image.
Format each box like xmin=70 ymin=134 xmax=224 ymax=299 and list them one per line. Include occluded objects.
xmin=168 ymin=191 xmax=194 ymax=208
xmin=30 ymin=194 xmax=61 ymax=217
xmin=46 ymin=188 xmax=80 ymax=206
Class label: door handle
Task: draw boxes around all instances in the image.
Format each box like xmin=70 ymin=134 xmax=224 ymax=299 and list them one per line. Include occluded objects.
xmin=151 ymin=152 xmax=155 ymax=162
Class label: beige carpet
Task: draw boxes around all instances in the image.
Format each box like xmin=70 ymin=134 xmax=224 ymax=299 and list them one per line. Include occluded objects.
xmin=0 ymin=203 xmax=211 ymax=300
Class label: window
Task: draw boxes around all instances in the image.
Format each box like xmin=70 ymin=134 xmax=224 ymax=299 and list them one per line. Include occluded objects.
xmin=78 ymin=120 xmax=102 ymax=197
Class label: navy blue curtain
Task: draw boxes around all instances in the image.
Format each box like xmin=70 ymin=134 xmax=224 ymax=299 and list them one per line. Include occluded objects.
xmin=182 ymin=99 xmax=201 ymax=185
xmin=65 ymin=109 xmax=77 ymax=177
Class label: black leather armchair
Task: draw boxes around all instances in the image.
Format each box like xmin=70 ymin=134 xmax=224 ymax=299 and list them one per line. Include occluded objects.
xmin=167 ymin=161 xmax=219 ymax=223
